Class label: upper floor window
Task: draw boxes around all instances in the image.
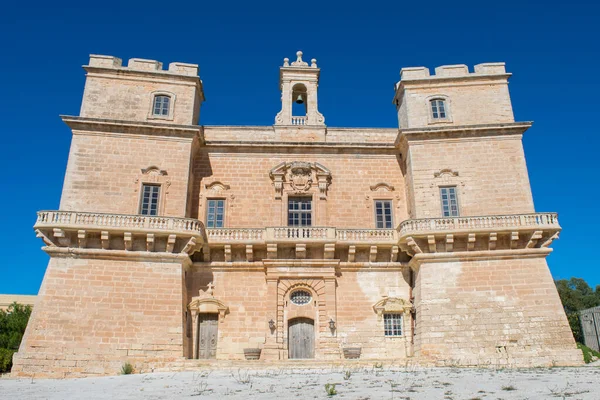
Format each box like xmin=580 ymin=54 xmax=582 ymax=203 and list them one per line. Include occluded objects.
xmin=384 ymin=313 xmax=402 ymax=337
xmin=206 ymin=199 xmax=225 ymax=228
xmin=375 ymin=200 xmax=393 ymax=229
xmin=288 ymin=197 xmax=312 ymax=227
xmin=440 ymin=186 xmax=459 ymax=217
xmin=140 ymin=184 xmax=160 ymax=216
xmin=153 ymin=95 xmax=171 ymax=117
xmin=430 ymin=99 xmax=447 ymax=119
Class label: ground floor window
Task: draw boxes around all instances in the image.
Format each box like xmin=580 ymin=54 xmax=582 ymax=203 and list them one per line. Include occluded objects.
xmin=384 ymin=313 xmax=402 ymax=336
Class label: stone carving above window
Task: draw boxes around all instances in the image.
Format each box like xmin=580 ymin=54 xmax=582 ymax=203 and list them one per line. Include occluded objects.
xmin=373 ymin=297 xmax=413 ymax=321
xmin=431 ymin=168 xmax=464 ymax=187
xmin=370 ymin=182 xmax=395 ymax=192
xmin=269 ymin=161 xmax=331 ymax=199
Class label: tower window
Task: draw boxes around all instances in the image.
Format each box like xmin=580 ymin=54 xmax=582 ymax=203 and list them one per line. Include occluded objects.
xmin=288 ymin=197 xmax=312 ymax=227
xmin=440 ymin=186 xmax=459 ymax=217
xmin=140 ymin=184 xmax=160 ymax=216
xmin=153 ymin=95 xmax=171 ymax=116
xmin=384 ymin=313 xmax=402 ymax=336
xmin=430 ymin=99 xmax=447 ymax=119
xmin=375 ymin=200 xmax=393 ymax=228
xmin=206 ymin=199 xmax=225 ymax=228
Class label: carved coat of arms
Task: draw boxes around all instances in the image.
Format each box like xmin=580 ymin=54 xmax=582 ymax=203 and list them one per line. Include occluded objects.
xmin=289 ymin=162 xmax=313 ymax=192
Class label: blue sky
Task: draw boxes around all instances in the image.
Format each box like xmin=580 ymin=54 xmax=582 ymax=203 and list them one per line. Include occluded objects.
xmin=0 ymin=0 xmax=598 ymax=294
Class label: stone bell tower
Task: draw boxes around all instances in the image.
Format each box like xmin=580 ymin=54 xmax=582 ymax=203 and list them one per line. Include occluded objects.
xmin=275 ymin=51 xmax=325 ymax=126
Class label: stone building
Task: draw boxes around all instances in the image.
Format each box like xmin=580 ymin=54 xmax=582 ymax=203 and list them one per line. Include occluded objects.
xmin=13 ymin=51 xmax=581 ymax=377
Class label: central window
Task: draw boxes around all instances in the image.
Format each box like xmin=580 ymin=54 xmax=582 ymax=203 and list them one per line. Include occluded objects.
xmin=140 ymin=184 xmax=160 ymax=216
xmin=288 ymin=197 xmax=312 ymax=226
xmin=440 ymin=186 xmax=459 ymax=217
xmin=290 ymin=290 xmax=312 ymax=305
xmin=375 ymin=200 xmax=393 ymax=228
xmin=206 ymin=199 xmax=225 ymax=228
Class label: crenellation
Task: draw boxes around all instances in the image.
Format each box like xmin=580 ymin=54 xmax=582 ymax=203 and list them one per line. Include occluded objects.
xmin=127 ymin=58 xmax=163 ymax=71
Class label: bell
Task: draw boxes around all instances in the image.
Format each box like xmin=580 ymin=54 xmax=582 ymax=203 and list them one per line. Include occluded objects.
xmin=295 ymin=94 xmax=304 ymax=104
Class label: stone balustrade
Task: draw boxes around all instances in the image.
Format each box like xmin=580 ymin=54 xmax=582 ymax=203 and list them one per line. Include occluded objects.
xmin=398 ymin=213 xmax=560 ymax=237
xmin=35 ymin=211 xmax=204 ymax=235
xmin=291 ymin=116 xmax=307 ymax=126
xmin=397 ymin=213 xmax=561 ymax=255
xmin=206 ymin=227 xmax=397 ymax=245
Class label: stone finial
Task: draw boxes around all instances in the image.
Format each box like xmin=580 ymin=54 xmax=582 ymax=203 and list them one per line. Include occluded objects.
xmin=207 ymin=282 xmax=215 ymax=297
xmin=311 ymin=59 xmax=317 ymax=68
xmin=283 ymin=57 xmax=290 ymax=67
xmin=291 ymin=50 xmax=309 ymax=67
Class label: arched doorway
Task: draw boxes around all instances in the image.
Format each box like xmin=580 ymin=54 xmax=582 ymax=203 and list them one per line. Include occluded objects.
xmin=288 ymin=317 xmax=315 ymax=359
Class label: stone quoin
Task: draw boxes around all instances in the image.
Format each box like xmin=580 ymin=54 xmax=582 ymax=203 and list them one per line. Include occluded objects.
xmin=12 ymin=51 xmax=582 ymax=378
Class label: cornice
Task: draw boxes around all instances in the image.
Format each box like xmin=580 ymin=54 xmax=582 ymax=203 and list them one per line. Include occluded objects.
xmin=61 ymin=115 xmax=204 ymax=142
xmin=396 ymin=121 xmax=532 ymax=150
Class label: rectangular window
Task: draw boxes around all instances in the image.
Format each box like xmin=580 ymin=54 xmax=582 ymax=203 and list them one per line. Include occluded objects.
xmin=206 ymin=199 xmax=225 ymax=228
xmin=140 ymin=184 xmax=160 ymax=216
xmin=153 ymin=95 xmax=170 ymax=116
xmin=431 ymin=99 xmax=447 ymax=119
xmin=440 ymin=186 xmax=459 ymax=217
xmin=375 ymin=200 xmax=393 ymax=228
xmin=288 ymin=197 xmax=312 ymax=227
xmin=384 ymin=313 xmax=402 ymax=336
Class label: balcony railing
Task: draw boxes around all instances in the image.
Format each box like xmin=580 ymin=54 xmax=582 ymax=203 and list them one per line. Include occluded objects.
xmin=398 ymin=213 xmax=560 ymax=237
xmin=35 ymin=211 xmax=204 ymax=235
xmin=206 ymin=227 xmax=397 ymax=244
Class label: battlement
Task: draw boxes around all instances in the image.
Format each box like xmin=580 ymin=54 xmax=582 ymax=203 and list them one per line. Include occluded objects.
xmin=87 ymin=54 xmax=199 ymax=77
xmin=399 ymin=62 xmax=507 ymax=81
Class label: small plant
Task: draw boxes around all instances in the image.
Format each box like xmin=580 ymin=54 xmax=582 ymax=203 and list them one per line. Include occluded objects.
xmin=373 ymin=362 xmax=383 ymax=369
xmin=232 ymin=368 xmax=252 ymax=385
xmin=325 ymin=383 xmax=337 ymax=396
xmin=501 ymin=385 xmax=517 ymax=391
xmin=120 ymin=362 xmax=134 ymax=375
xmin=343 ymin=370 xmax=352 ymax=380
xmin=577 ymin=342 xmax=600 ymax=363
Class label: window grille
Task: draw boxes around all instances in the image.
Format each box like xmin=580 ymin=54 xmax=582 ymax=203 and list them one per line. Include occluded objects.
xmin=384 ymin=313 xmax=402 ymax=336
xmin=290 ymin=290 xmax=312 ymax=305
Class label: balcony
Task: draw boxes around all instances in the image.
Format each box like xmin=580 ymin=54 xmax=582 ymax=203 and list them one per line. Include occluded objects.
xmin=397 ymin=213 xmax=561 ymax=255
xmin=206 ymin=227 xmax=398 ymax=245
xmin=34 ymin=211 xmax=204 ymax=254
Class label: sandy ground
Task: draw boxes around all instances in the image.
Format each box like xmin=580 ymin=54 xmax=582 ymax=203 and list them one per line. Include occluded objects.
xmin=1 ymin=365 xmax=599 ymax=400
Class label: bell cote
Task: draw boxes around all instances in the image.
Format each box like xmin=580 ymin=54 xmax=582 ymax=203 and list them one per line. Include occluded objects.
xmin=275 ymin=51 xmax=325 ymax=127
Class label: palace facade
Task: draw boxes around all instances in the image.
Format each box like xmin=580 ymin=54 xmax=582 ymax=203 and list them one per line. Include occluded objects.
xmin=13 ymin=52 xmax=581 ymax=377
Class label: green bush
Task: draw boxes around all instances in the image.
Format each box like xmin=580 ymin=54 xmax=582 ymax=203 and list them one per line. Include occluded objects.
xmin=120 ymin=362 xmax=134 ymax=375
xmin=0 ymin=348 xmax=15 ymax=373
xmin=0 ymin=302 xmax=31 ymax=373
xmin=577 ymin=343 xmax=600 ymax=364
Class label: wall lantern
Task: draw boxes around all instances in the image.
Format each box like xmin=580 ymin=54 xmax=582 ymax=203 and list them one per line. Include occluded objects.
xmin=329 ymin=318 xmax=336 ymax=331
xmin=268 ymin=319 xmax=275 ymax=330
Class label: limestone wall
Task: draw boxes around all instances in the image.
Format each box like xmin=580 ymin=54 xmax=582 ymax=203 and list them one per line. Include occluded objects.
xmin=412 ymin=256 xmax=582 ymax=367
xmin=405 ymin=135 xmax=534 ymax=218
xmin=192 ymin=148 xmax=408 ymax=228
xmin=80 ymin=55 xmax=202 ymax=125
xmin=12 ymin=256 xmax=187 ymax=378
xmin=59 ymin=133 xmax=194 ymax=216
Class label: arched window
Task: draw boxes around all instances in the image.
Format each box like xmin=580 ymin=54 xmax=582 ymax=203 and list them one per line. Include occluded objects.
xmin=430 ymin=98 xmax=447 ymax=119
xmin=153 ymin=95 xmax=171 ymax=116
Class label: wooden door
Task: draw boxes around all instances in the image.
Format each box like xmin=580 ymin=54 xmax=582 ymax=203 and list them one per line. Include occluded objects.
xmin=197 ymin=314 xmax=218 ymax=359
xmin=288 ymin=317 xmax=315 ymax=359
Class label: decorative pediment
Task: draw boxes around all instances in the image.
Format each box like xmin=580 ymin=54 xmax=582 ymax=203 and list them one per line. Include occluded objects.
xmin=269 ymin=161 xmax=332 ymax=199
xmin=188 ymin=294 xmax=229 ymax=322
xmin=204 ymin=181 xmax=231 ymax=192
xmin=373 ymin=297 xmax=413 ymax=320
xmin=370 ymin=182 xmax=395 ymax=192
xmin=431 ymin=168 xmax=463 ymax=187
xmin=433 ymin=168 xmax=459 ymax=178
xmin=141 ymin=166 xmax=168 ymax=176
